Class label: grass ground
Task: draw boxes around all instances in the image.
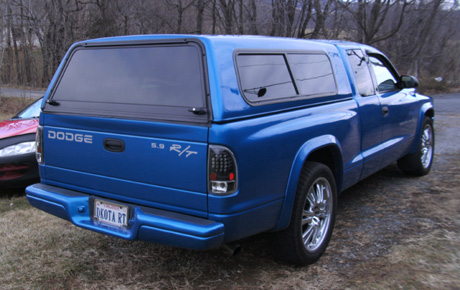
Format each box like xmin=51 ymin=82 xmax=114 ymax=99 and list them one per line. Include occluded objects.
xmin=1 ymin=160 xmax=459 ymax=290
xmin=0 ymin=96 xmax=459 ymax=289
xmin=0 ymin=96 xmax=38 ymax=121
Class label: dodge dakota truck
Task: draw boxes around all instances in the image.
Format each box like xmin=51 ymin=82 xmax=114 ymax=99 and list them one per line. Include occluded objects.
xmin=26 ymin=35 xmax=434 ymax=265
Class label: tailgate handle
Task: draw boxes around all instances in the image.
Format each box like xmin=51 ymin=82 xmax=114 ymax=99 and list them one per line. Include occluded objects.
xmin=103 ymin=138 xmax=125 ymax=152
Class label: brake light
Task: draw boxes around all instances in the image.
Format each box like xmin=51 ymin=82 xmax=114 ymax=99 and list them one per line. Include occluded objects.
xmin=208 ymin=145 xmax=237 ymax=195
xmin=35 ymin=126 xmax=44 ymax=164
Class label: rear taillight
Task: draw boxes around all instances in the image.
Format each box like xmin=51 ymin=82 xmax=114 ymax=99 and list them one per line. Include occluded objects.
xmin=35 ymin=126 xmax=44 ymax=164
xmin=208 ymin=145 xmax=237 ymax=195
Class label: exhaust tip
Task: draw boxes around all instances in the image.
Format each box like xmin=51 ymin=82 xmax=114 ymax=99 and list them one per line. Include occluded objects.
xmin=222 ymin=242 xmax=243 ymax=256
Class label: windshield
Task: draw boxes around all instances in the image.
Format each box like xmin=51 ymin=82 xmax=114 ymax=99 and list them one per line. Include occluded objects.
xmin=15 ymin=98 xmax=42 ymax=119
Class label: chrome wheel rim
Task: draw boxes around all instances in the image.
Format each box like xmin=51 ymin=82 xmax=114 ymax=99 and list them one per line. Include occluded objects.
xmin=301 ymin=177 xmax=332 ymax=252
xmin=421 ymin=124 xmax=433 ymax=169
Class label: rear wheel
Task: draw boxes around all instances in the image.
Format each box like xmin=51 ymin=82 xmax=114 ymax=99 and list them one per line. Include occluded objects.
xmin=398 ymin=117 xmax=434 ymax=176
xmin=274 ymin=162 xmax=337 ymax=265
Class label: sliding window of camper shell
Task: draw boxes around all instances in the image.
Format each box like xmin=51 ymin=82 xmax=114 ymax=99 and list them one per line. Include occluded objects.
xmin=234 ymin=50 xmax=338 ymax=106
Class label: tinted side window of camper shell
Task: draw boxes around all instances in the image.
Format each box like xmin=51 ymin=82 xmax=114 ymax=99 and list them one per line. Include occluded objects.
xmin=287 ymin=54 xmax=336 ymax=97
xmin=236 ymin=52 xmax=337 ymax=105
xmin=237 ymin=54 xmax=297 ymax=103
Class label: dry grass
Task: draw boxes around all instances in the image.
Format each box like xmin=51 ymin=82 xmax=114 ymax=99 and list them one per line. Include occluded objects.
xmin=388 ymin=230 xmax=460 ymax=289
xmin=340 ymin=156 xmax=460 ymax=290
xmin=0 ymin=197 xmax=338 ymax=289
xmin=0 ymin=96 xmax=38 ymax=121
xmin=1 ymin=95 xmax=459 ymax=289
xmin=1 ymin=157 xmax=459 ymax=289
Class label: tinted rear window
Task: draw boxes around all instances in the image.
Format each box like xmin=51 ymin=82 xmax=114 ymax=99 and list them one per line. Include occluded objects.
xmin=47 ymin=43 xmax=208 ymax=123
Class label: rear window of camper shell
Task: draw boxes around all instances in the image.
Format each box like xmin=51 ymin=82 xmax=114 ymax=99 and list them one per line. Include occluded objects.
xmin=47 ymin=42 xmax=209 ymax=123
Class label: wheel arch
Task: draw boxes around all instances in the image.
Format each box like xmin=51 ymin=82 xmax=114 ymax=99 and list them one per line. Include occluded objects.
xmin=408 ymin=101 xmax=435 ymax=154
xmin=272 ymin=135 xmax=343 ymax=231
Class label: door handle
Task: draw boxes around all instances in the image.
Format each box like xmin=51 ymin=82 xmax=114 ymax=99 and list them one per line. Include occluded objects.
xmin=103 ymin=138 xmax=125 ymax=152
xmin=382 ymin=106 xmax=389 ymax=116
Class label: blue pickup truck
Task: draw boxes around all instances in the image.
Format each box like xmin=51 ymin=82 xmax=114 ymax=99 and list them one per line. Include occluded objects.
xmin=26 ymin=35 xmax=434 ymax=265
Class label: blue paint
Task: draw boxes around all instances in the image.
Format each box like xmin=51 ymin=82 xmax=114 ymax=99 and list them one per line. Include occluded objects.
xmin=26 ymin=35 xmax=433 ymax=252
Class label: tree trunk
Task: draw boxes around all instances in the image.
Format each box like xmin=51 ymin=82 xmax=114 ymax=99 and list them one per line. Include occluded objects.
xmin=8 ymin=3 xmax=22 ymax=84
xmin=248 ymin=0 xmax=258 ymax=35
xmin=196 ymin=0 xmax=205 ymax=34
xmin=20 ymin=0 xmax=32 ymax=85
xmin=219 ymin=0 xmax=236 ymax=34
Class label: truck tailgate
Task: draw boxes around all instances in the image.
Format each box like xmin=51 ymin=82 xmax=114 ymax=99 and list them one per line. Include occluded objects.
xmin=41 ymin=115 xmax=209 ymax=215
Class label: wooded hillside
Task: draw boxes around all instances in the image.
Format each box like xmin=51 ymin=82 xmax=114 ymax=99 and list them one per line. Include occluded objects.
xmin=1 ymin=0 xmax=459 ymax=90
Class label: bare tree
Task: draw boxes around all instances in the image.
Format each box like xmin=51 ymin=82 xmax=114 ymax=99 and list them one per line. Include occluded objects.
xmin=309 ymin=0 xmax=333 ymax=39
xmin=247 ymin=0 xmax=258 ymax=35
xmin=218 ymin=0 xmax=237 ymax=34
xmin=0 ymin=0 xmax=458 ymax=89
xmin=194 ymin=0 xmax=207 ymax=34
xmin=296 ymin=0 xmax=314 ymax=38
xmin=164 ymin=0 xmax=195 ymax=33
xmin=338 ymin=0 xmax=411 ymax=44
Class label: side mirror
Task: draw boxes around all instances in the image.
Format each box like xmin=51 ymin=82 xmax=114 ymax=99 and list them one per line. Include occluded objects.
xmin=400 ymin=75 xmax=419 ymax=88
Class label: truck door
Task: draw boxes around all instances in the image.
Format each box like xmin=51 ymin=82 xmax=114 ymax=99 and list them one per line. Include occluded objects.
xmin=347 ymin=49 xmax=383 ymax=179
xmin=367 ymin=54 xmax=419 ymax=166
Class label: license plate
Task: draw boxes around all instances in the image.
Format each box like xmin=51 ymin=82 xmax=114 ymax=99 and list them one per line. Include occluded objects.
xmin=93 ymin=199 xmax=129 ymax=228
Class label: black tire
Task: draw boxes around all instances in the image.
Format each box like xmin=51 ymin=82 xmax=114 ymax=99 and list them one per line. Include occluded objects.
xmin=273 ymin=162 xmax=337 ymax=265
xmin=398 ymin=117 xmax=434 ymax=176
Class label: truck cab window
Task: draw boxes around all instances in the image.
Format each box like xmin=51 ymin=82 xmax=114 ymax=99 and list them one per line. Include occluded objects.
xmin=369 ymin=56 xmax=398 ymax=93
xmin=347 ymin=49 xmax=375 ymax=97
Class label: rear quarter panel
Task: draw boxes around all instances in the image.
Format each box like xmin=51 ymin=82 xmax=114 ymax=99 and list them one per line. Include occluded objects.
xmin=208 ymin=99 xmax=361 ymax=216
xmin=205 ymin=38 xmax=363 ymax=238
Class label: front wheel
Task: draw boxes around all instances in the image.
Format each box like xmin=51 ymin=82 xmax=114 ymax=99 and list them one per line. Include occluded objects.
xmin=273 ymin=162 xmax=337 ymax=265
xmin=398 ymin=117 xmax=434 ymax=176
